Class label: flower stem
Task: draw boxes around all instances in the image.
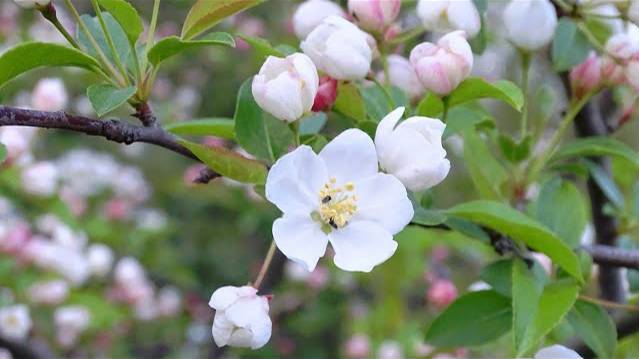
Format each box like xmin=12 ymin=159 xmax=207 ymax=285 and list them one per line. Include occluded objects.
xmin=253 ymin=241 xmax=277 ymax=290
xmin=579 ymin=294 xmax=639 ymax=312
xmin=90 ymin=0 xmax=130 ymax=86
xmin=441 ymin=96 xmax=450 ymax=122
xmin=519 ymin=51 xmax=531 ymax=139
xmin=39 ymin=5 xmax=80 ymax=49
xmin=291 ymin=120 xmax=301 ymax=147
xmin=527 ymin=89 xmax=598 ymax=183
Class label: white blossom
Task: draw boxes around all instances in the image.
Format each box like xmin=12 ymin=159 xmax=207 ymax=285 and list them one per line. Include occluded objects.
xmin=54 ymin=305 xmax=90 ymax=348
xmin=86 ymin=243 xmax=114 ymax=278
xmin=209 ymin=286 xmax=271 ymax=349
xmin=0 ymin=305 xmax=31 ymax=341
xmin=301 ymin=16 xmax=373 ymax=81
xmin=31 ymin=78 xmax=68 ymax=111
xmin=377 ymin=55 xmax=424 ymax=100
xmin=375 ymin=107 xmax=450 ymax=192
xmin=503 ymin=0 xmax=557 ymax=51
xmin=534 ymin=345 xmax=582 ymax=359
xmin=292 ymin=0 xmax=345 ymax=40
xmin=252 ymin=53 xmax=319 ymax=122
xmin=21 ymin=161 xmax=58 ymax=197
xmin=27 ymin=280 xmax=69 ymax=305
xmin=416 ymin=0 xmax=480 ymax=37
xmin=266 ymin=129 xmax=413 ymax=272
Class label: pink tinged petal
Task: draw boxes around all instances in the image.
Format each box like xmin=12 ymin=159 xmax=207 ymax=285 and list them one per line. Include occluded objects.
xmin=210 ymin=286 xmax=251 ymax=310
xmin=329 ymin=220 xmax=398 ymax=272
xmin=272 ymin=215 xmax=329 ymax=272
xmin=409 ymin=42 xmax=438 ymax=64
xmin=266 ymin=145 xmax=328 ymax=215
xmin=415 ymin=57 xmax=453 ymax=95
xmin=211 ymin=311 xmax=234 ymax=347
xmin=319 ymin=129 xmax=378 ymax=184
xmin=353 ymin=173 xmax=414 ymax=234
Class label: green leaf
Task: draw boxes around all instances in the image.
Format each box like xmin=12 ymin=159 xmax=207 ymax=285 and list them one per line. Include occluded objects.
xmin=448 ymin=78 xmax=524 ymax=111
xmin=357 ymin=120 xmax=378 ymax=138
xmin=181 ymin=0 xmax=264 ymax=40
xmin=300 ymin=134 xmax=328 ymax=152
xmin=412 ymin=208 xmax=447 ymax=226
xmin=512 ymin=259 xmax=547 ymax=353
xmin=148 ymin=32 xmax=235 ymax=66
xmin=461 ymin=129 xmax=508 ymax=200
xmin=445 ymin=216 xmax=491 ymax=243
xmin=87 ymin=84 xmax=136 ymax=117
xmin=299 ymin=112 xmax=327 ymax=135
xmin=552 ymin=137 xmax=639 ymax=169
xmin=178 ymin=139 xmax=267 ymax=184
xmin=425 ymin=290 xmax=512 ymax=347
xmin=498 ymin=134 xmax=532 ymax=163
xmin=480 ymin=259 xmax=513 ymax=297
xmin=97 ymin=0 xmax=143 ymax=44
xmin=552 ymin=18 xmax=591 ymax=72
xmin=567 ymin=300 xmax=617 ymax=359
xmin=333 ymin=82 xmax=366 ymax=122
xmin=416 ymin=93 xmax=444 ymax=117
xmin=444 ymin=103 xmax=495 ymax=139
xmin=0 ymin=144 xmax=6 ymax=164
xmin=447 ymin=200 xmax=583 ymax=281
xmin=165 ymin=118 xmax=235 ymax=139
xmin=583 ymin=17 xmax=613 ymax=45
xmin=0 ymin=42 xmax=100 ymax=87
xmin=233 ymin=78 xmax=294 ymax=162
xmin=360 ymin=83 xmax=393 ymax=121
xmin=536 ymin=178 xmax=587 ymax=248
xmin=585 ymin=160 xmax=625 ymax=208
xmin=236 ymin=34 xmax=284 ymax=59
xmin=516 ymin=280 xmax=579 ymax=356
xmin=78 ymin=13 xmax=131 ymax=68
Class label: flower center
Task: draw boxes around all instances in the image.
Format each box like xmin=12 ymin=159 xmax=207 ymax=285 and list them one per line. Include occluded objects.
xmin=315 ymin=177 xmax=357 ymax=231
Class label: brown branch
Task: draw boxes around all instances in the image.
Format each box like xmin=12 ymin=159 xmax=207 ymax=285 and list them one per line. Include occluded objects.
xmin=0 ymin=106 xmax=197 ymax=161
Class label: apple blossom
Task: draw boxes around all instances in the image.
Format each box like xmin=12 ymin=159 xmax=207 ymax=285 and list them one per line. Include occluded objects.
xmin=301 ymin=16 xmax=373 ymax=81
xmin=503 ymin=0 xmax=557 ymax=51
xmin=13 ymin=0 xmax=50 ymax=9
xmin=377 ymin=55 xmax=424 ymax=101
xmin=86 ymin=243 xmax=114 ymax=278
xmin=416 ymin=0 xmax=480 ymax=38
xmin=252 ymin=53 xmax=319 ymax=123
xmin=292 ymin=0 xmax=345 ymax=40
xmin=0 ymin=304 xmax=31 ymax=340
xmin=54 ymin=305 xmax=90 ymax=348
xmin=409 ymin=31 xmax=473 ymax=96
xmin=427 ymin=279 xmax=458 ymax=309
xmin=209 ymin=285 xmax=272 ymax=349
xmin=312 ymin=76 xmax=338 ymax=111
xmin=570 ymin=52 xmax=601 ymax=99
xmin=378 ymin=340 xmax=404 ymax=359
xmin=266 ymin=129 xmax=413 ymax=272
xmin=347 ymin=0 xmax=400 ymax=32
xmin=375 ymin=107 xmax=450 ymax=192
xmin=27 ymin=280 xmax=69 ymax=305
xmin=31 ymin=78 xmax=68 ymax=111
xmin=534 ymin=345 xmax=582 ymax=359
xmin=344 ymin=333 xmax=371 ymax=359
xmin=20 ymin=161 xmax=58 ymax=197
xmin=603 ymin=33 xmax=638 ymax=86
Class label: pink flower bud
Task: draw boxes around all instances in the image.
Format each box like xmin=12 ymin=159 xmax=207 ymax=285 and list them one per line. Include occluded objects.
xmin=103 ymin=199 xmax=131 ymax=221
xmin=344 ymin=334 xmax=371 ymax=359
xmin=347 ymin=0 xmax=401 ymax=32
xmin=570 ymin=52 xmax=601 ymax=99
xmin=312 ymin=76 xmax=338 ymax=111
xmin=410 ymin=31 xmax=473 ymax=96
xmin=427 ymin=279 xmax=458 ymax=309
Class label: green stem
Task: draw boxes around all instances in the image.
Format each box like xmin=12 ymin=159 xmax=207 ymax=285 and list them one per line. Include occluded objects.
xmin=63 ymin=0 xmax=123 ymax=85
xmin=519 ymin=51 xmax=531 ymax=139
xmin=552 ymin=0 xmax=573 ymax=12
xmin=40 ymin=8 xmax=80 ymax=49
xmin=527 ymin=89 xmax=598 ymax=183
xmin=90 ymin=0 xmax=130 ymax=86
xmin=441 ymin=96 xmax=449 ymax=122
xmin=130 ymin=42 xmax=143 ymax=85
xmin=142 ymin=0 xmax=161 ymax=72
xmin=290 ymin=120 xmax=301 ymax=147
xmin=253 ymin=241 xmax=277 ymax=290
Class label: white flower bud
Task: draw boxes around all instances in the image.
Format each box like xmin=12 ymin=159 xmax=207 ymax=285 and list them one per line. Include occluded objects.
xmin=21 ymin=161 xmax=58 ymax=197
xmin=375 ymin=107 xmax=450 ymax=192
xmin=409 ymin=30 xmax=473 ymax=96
xmin=28 ymin=280 xmax=69 ymax=305
xmin=31 ymin=78 xmax=68 ymax=111
xmin=54 ymin=305 xmax=90 ymax=348
xmin=87 ymin=243 xmax=114 ymax=278
xmin=534 ymin=345 xmax=582 ymax=359
xmin=209 ymin=285 xmax=271 ymax=350
xmin=347 ymin=0 xmax=401 ymax=32
xmin=377 ymin=55 xmax=424 ymax=100
xmin=503 ymin=0 xmax=557 ymax=51
xmin=301 ymin=16 xmax=373 ymax=81
xmin=417 ymin=0 xmax=480 ymax=38
xmin=0 ymin=304 xmax=31 ymax=340
xmin=13 ymin=0 xmax=50 ymax=8
xmin=252 ymin=53 xmax=319 ymax=123
xmin=292 ymin=0 xmax=345 ymax=40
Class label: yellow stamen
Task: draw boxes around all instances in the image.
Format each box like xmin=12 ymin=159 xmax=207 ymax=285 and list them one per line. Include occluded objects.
xmin=317 ymin=179 xmax=357 ymax=230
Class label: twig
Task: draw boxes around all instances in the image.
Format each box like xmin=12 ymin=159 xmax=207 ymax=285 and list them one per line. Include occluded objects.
xmin=193 ymin=167 xmax=220 ymax=184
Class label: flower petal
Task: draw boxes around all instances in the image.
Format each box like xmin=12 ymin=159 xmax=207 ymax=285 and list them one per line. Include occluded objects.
xmin=209 ymin=286 xmax=256 ymax=311
xmin=266 ymin=145 xmax=328 ymax=215
xmin=211 ymin=311 xmax=234 ymax=347
xmin=374 ymin=107 xmax=405 ymax=147
xmin=353 ymin=173 xmax=414 ymax=234
xmin=319 ymin=129 xmax=378 ymax=184
xmin=329 ymin=220 xmax=397 ymax=272
xmin=273 ymin=214 xmax=329 ymax=271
